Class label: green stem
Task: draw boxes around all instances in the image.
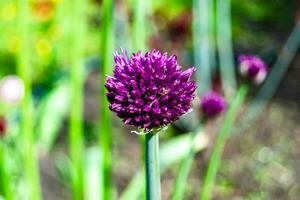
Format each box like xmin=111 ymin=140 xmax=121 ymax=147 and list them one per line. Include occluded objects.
xmin=132 ymin=0 xmax=147 ymax=51
xmin=171 ymin=126 xmax=202 ymax=200
xmin=132 ymin=0 xmax=147 ymax=197
xmin=99 ymin=0 xmax=114 ymax=199
xmin=69 ymin=0 xmax=86 ymax=199
xmin=193 ymin=0 xmax=212 ymax=94
xmin=0 ymin=142 xmax=13 ymax=200
xmin=17 ymin=1 xmax=41 ymax=200
xmin=200 ymin=84 xmax=248 ymax=200
xmin=145 ymin=132 xmax=161 ymax=200
xmin=216 ymin=0 xmax=236 ymax=98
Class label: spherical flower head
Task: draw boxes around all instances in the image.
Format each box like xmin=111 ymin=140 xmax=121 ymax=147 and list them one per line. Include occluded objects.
xmin=105 ymin=49 xmax=197 ymax=132
xmin=200 ymin=91 xmax=227 ymax=117
xmin=238 ymin=55 xmax=268 ymax=85
xmin=0 ymin=117 xmax=6 ymax=137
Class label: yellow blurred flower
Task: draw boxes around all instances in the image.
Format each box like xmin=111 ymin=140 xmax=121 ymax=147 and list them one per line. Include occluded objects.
xmin=7 ymin=36 xmax=20 ymax=54
xmin=1 ymin=3 xmax=17 ymax=21
xmin=36 ymin=38 xmax=52 ymax=57
xmin=31 ymin=0 xmax=56 ymax=22
xmin=48 ymin=25 xmax=64 ymax=41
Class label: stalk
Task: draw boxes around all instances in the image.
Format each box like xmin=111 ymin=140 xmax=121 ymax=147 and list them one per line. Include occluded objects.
xmin=145 ymin=132 xmax=161 ymax=200
xmin=17 ymin=1 xmax=41 ymax=200
xmin=207 ymin=0 xmax=216 ymax=75
xmin=171 ymin=126 xmax=202 ymax=200
xmin=69 ymin=0 xmax=86 ymax=199
xmin=0 ymin=142 xmax=13 ymax=200
xmin=132 ymin=0 xmax=147 ymax=51
xmin=200 ymin=85 xmax=248 ymax=200
xmin=216 ymin=0 xmax=236 ymax=98
xmin=99 ymin=0 xmax=114 ymax=199
xmin=193 ymin=0 xmax=212 ymax=94
xmin=132 ymin=0 xmax=147 ymax=198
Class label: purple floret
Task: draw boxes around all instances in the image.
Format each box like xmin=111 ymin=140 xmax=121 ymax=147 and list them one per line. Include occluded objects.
xmin=238 ymin=54 xmax=268 ymax=85
xmin=105 ymin=49 xmax=197 ymax=131
xmin=200 ymin=91 xmax=227 ymax=117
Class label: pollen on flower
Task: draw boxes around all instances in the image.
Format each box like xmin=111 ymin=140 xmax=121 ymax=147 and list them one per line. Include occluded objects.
xmin=105 ymin=49 xmax=197 ymax=131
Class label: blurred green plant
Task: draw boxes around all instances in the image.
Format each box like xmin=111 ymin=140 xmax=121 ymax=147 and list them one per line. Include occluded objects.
xmin=17 ymin=0 xmax=41 ymax=199
xmin=36 ymin=81 xmax=70 ymax=152
xmin=84 ymin=147 xmax=102 ymax=200
xmin=193 ymin=0 xmax=212 ymax=94
xmin=132 ymin=0 xmax=147 ymax=51
xmin=217 ymin=0 xmax=237 ymax=98
xmin=68 ymin=0 xmax=87 ymax=198
xmin=120 ymin=133 xmax=208 ymax=200
xmin=171 ymin=126 xmax=203 ymax=200
xmin=200 ymin=85 xmax=248 ymax=200
xmin=0 ymin=142 xmax=13 ymax=200
xmin=99 ymin=0 xmax=114 ymax=199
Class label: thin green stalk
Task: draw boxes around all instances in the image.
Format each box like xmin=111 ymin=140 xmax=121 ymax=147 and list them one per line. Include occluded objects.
xmin=120 ymin=133 xmax=208 ymax=200
xmin=208 ymin=0 xmax=216 ymax=74
xmin=200 ymin=84 xmax=248 ymax=200
xmin=99 ymin=0 xmax=114 ymax=199
xmin=132 ymin=0 xmax=148 ymax=198
xmin=69 ymin=0 xmax=86 ymax=199
xmin=0 ymin=142 xmax=13 ymax=200
xmin=17 ymin=1 xmax=41 ymax=200
xmin=132 ymin=0 xmax=147 ymax=51
xmin=171 ymin=125 xmax=203 ymax=200
xmin=193 ymin=0 xmax=212 ymax=94
xmin=145 ymin=132 xmax=161 ymax=200
xmin=216 ymin=0 xmax=236 ymax=98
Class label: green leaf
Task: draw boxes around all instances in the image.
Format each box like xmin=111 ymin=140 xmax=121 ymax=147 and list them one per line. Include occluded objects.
xmin=36 ymin=82 xmax=70 ymax=152
xmin=84 ymin=147 xmax=102 ymax=200
xmin=55 ymin=153 xmax=72 ymax=187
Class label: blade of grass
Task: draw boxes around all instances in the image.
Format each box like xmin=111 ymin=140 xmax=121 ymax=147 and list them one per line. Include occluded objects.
xmin=171 ymin=126 xmax=203 ymax=200
xmin=208 ymin=0 xmax=216 ymax=74
xmin=99 ymin=0 xmax=114 ymax=199
xmin=17 ymin=1 xmax=41 ymax=199
xmin=216 ymin=0 xmax=237 ymax=98
xmin=84 ymin=147 xmax=102 ymax=200
xmin=120 ymin=133 xmax=209 ymax=200
xmin=132 ymin=0 xmax=148 ymax=198
xmin=0 ymin=142 xmax=13 ymax=200
xmin=193 ymin=0 xmax=212 ymax=94
xmin=200 ymin=84 xmax=248 ymax=200
xmin=132 ymin=0 xmax=147 ymax=51
xmin=36 ymin=83 xmax=70 ymax=152
xmin=68 ymin=0 xmax=86 ymax=198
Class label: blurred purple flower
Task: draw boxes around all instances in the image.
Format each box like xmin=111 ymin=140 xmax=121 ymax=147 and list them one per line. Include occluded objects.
xmin=105 ymin=49 xmax=197 ymax=131
xmin=200 ymin=91 xmax=227 ymax=117
xmin=0 ymin=117 xmax=6 ymax=137
xmin=238 ymin=55 xmax=268 ymax=85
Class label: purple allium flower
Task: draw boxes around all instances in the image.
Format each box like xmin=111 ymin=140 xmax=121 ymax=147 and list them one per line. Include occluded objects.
xmin=238 ymin=55 xmax=268 ymax=85
xmin=105 ymin=49 xmax=197 ymax=131
xmin=200 ymin=91 xmax=227 ymax=117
